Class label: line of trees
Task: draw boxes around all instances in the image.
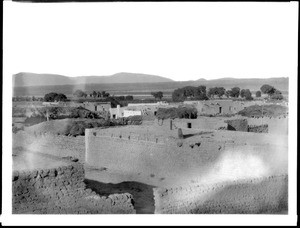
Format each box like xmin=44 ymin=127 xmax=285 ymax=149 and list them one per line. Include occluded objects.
xmin=172 ymin=86 xmax=208 ymax=102
xmin=171 ymin=84 xmax=284 ymax=102
xmin=73 ymin=90 xmax=110 ymax=98
xmin=13 ymin=96 xmax=44 ymax=102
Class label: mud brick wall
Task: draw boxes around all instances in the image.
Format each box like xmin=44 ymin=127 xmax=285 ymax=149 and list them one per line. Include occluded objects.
xmin=154 ymin=175 xmax=288 ymax=214
xmin=248 ymin=124 xmax=268 ymax=133
xmin=247 ymin=117 xmax=288 ymax=135
xmin=12 ymin=162 xmax=135 ymax=214
xmin=225 ymin=119 xmax=248 ymax=132
xmin=172 ymin=118 xmax=227 ymax=131
xmin=85 ymin=129 xmax=225 ymax=182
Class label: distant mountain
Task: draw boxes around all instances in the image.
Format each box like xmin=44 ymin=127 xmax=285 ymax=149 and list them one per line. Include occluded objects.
xmin=13 ymin=72 xmax=174 ymax=87
xmin=196 ymin=78 xmax=207 ymax=82
xmin=12 ymin=72 xmax=289 ymax=97
xmin=13 ymin=73 xmax=72 ymax=87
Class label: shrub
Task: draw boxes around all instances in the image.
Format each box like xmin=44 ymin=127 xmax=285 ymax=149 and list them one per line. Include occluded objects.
xmin=156 ymin=106 xmax=198 ymax=120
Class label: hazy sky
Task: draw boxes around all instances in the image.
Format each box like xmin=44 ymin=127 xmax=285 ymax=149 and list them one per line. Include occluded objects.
xmin=4 ymin=2 xmax=298 ymax=81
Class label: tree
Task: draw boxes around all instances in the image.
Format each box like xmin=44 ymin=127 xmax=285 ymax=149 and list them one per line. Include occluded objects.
xmin=208 ymin=87 xmax=226 ymax=98
xmin=92 ymin=91 xmax=97 ymax=98
xmin=225 ymin=91 xmax=230 ymax=98
xmin=172 ymin=88 xmax=185 ymax=102
xmin=117 ymin=96 xmax=125 ymax=101
xmin=244 ymin=89 xmax=253 ymax=100
xmin=125 ymin=95 xmax=134 ymax=101
xmin=228 ymin=87 xmax=240 ymax=98
xmin=240 ymin=89 xmax=246 ymax=98
xmin=44 ymin=92 xmax=67 ymax=102
xmin=73 ymin=90 xmax=86 ymax=98
xmin=54 ymin=93 xmax=67 ymax=102
xmin=103 ymin=92 xmax=110 ymax=98
xmin=256 ymin=91 xmax=261 ymax=97
xmin=260 ymin=84 xmax=276 ymax=96
xmin=97 ymin=91 xmax=102 ymax=98
xmin=44 ymin=92 xmax=57 ymax=102
xmin=151 ymin=91 xmax=163 ymax=100
xmin=172 ymin=86 xmax=208 ymax=102
xmin=270 ymin=90 xmax=284 ymax=100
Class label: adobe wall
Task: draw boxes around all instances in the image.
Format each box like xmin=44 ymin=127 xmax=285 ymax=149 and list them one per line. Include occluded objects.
xmin=247 ymin=116 xmax=288 ymax=135
xmin=225 ymin=119 xmax=248 ymax=132
xmin=172 ymin=118 xmax=227 ymax=131
xmin=85 ymin=128 xmax=225 ymax=181
xmin=190 ymin=100 xmax=266 ymax=116
xmin=248 ymin=124 xmax=268 ymax=133
xmin=12 ymin=161 xmax=136 ymax=214
xmin=154 ymin=174 xmax=288 ymax=214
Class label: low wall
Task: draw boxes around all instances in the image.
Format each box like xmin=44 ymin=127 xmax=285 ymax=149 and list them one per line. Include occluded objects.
xmin=247 ymin=117 xmax=288 ymax=135
xmin=248 ymin=124 xmax=268 ymax=133
xmin=225 ymin=119 xmax=248 ymax=132
xmin=12 ymin=161 xmax=136 ymax=214
xmin=154 ymin=174 xmax=288 ymax=214
xmin=85 ymin=128 xmax=225 ymax=184
xmin=172 ymin=118 xmax=227 ymax=131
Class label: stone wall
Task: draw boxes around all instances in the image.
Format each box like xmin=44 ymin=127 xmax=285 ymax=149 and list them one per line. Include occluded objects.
xmin=12 ymin=161 xmax=136 ymax=214
xmin=154 ymin=174 xmax=288 ymax=214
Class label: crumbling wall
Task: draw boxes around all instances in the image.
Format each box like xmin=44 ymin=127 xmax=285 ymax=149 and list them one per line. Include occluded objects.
xmin=225 ymin=119 xmax=248 ymax=132
xmin=248 ymin=124 xmax=268 ymax=133
xmin=12 ymin=162 xmax=135 ymax=214
xmin=154 ymin=174 xmax=288 ymax=214
xmin=247 ymin=116 xmax=288 ymax=135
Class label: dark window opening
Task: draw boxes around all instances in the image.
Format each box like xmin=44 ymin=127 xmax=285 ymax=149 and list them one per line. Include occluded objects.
xmin=187 ymin=122 xmax=192 ymax=128
xmin=219 ymin=107 xmax=222 ymax=114
xmin=112 ymin=114 xmax=116 ymax=119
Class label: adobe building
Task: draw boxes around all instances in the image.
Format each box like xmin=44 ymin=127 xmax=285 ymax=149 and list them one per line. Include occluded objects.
xmin=184 ymin=100 xmax=265 ymax=116
xmin=12 ymin=150 xmax=135 ymax=214
xmin=82 ymin=102 xmax=111 ymax=113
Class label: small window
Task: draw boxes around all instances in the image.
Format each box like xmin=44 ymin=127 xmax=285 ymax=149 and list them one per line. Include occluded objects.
xmin=113 ymin=114 xmax=116 ymax=119
xmin=187 ymin=123 xmax=192 ymax=128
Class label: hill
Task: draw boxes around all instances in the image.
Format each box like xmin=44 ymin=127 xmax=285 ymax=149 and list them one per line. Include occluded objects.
xmin=13 ymin=72 xmax=174 ymax=87
xmin=12 ymin=72 xmax=289 ymax=97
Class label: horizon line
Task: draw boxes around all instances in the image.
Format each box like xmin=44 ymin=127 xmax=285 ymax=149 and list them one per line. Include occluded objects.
xmin=14 ymin=72 xmax=289 ymax=82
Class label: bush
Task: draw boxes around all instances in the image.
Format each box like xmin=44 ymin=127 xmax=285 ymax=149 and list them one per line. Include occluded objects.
xmin=256 ymin=91 xmax=262 ymax=98
xmin=156 ymin=106 xmax=197 ymax=120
